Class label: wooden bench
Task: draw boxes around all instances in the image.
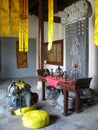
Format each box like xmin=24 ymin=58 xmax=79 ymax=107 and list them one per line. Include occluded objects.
xmin=75 ymin=78 xmax=93 ymax=112
xmin=59 ymin=77 xmax=92 ymax=115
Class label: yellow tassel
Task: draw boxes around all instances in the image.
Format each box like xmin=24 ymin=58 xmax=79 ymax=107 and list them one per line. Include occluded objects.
xmin=24 ymin=19 xmax=28 ymax=52
xmin=0 ymin=0 xmax=28 ymax=51
xmin=94 ymin=0 xmax=98 ymax=45
xmin=11 ymin=0 xmax=19 ymax=36
xmin=48 ymin=0 xmax=54 ymax=50
xmin=19 ymin=0 xmax=28 ymax=52
xmin=0 ymin=0 xmax=9 ymax=36
xmin=19 ymin=20 xmax=23 ymax=52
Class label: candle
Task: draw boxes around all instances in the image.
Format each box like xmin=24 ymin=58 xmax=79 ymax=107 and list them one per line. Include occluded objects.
xmin=72 ymin=64 xmax=78 ymax=68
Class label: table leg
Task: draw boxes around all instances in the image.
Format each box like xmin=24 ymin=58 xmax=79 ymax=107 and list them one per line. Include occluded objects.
xmin=76 ymin=89 xmax=81 ymax=113
xmin=42 ymin=81 xmax=46 ymax=101
xmin=63 ymin=88 xmax=68 ymax=116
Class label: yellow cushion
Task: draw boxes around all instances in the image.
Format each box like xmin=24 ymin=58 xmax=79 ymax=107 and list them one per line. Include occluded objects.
xmin=14 ymin=105 xmax=36 ymax=116
xmin=22 ymin=110 xmax=50 ymax=128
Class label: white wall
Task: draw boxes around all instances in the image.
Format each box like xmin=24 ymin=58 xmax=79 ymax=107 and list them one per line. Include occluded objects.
xmin=88 ymin=0 xmax=98 ymax=92
xmin=28 ymin=14 xmax=39 ymax=71
xmin=29 ymin=14 xmax=38 ymax=38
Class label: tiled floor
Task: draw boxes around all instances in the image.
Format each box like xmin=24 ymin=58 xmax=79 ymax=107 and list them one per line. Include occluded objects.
xmin=0 ymin=77 xmax=98 ymax=130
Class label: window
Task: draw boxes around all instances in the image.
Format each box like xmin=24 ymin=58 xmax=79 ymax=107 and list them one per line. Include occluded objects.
xmin=44 ymin=40 xmax=63 ymax=65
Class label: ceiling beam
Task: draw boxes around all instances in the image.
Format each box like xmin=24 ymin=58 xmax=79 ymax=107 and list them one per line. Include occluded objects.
xmin=44 ymin=15 xmax=61 ymax=23
xmin=28 ymin=0 xmax=38 ymax=10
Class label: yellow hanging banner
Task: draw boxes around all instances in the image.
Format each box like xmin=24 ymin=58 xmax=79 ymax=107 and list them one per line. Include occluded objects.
xmin=48 ymin=0 xmax=54 ymax=51
xmin=19 ymin=0 xmax=28 ymax=52
xmin=19 ymin=19 xmax=23 ymax=52
xmin=24 ymin=19 xmax=28 ymax=52
xmin=94 ymin=0 xmax=98 ymax=45
xmin=24 ymin=0 xmax=28 ymax=52
xmin=11 ymin=0 xmax=19 ymax=36
xmin=0 ymin=0 xmax=9 ymax=36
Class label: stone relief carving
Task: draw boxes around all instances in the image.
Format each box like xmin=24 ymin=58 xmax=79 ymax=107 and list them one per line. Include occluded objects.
xmin=55 ymin=0 xmax=92 ymax=24
xmin=69 ymin=37 xmax=82 ymax=79
xmin=66 ymin=18 xmax=88 ymax=79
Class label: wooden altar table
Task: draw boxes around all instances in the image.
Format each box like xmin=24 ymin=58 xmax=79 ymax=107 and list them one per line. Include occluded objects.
xmin=37 ymin=75 xmax=92 ymax=116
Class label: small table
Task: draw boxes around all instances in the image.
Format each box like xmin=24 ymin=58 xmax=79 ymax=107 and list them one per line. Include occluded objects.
xmin=38 ymin=75 xmax=81 ymax=116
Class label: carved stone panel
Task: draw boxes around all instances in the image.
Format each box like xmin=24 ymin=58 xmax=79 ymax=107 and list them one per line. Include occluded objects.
xmin=66 ymin=18 xmax=88 ymax=79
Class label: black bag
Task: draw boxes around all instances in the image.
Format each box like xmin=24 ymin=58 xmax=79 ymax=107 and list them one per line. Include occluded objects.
xmin=31 ymin=92 xmax=39 ymax=104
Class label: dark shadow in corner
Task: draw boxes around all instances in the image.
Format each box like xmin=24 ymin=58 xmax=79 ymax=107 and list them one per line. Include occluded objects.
xmin=49 ymin=114 xmax=60 ymax=124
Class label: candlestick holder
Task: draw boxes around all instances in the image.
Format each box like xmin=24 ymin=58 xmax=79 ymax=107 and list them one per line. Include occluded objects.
xmin=72 ymin=64 xmax=78 ymax=80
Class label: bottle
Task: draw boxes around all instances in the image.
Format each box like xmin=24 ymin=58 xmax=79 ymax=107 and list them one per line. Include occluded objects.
xmin=44 ymin=69 xmax=48 ymax=76
xmin=54 ymin=66 xmax=63 ymax=78
xmin=50 ymin=68 xmax=54 ymax=76
xmin=63 ymin=71 xmax=67 ymax=80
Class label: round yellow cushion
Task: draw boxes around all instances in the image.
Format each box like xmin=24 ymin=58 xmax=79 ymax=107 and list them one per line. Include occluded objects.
xmin=22 ymin=110 xmax=50 ymax=128
xmin=14 ymin=105 xmax=36 ymax=116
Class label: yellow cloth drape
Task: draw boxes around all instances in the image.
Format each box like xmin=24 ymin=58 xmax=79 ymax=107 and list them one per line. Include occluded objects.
xmin=48 ymin=0 xmax=54 ymax=50
xmin=11 ymin=0 xmax=19 ymax=36
xmin=19 ymin=0 xmax=28 ymax=52
xmin=94 ymin=0 xmax=98 ymax=45
xmin=0 ymin=0 xmax=9 ymax=36
xmin=0 ymin=0 xmax=28 ymax=52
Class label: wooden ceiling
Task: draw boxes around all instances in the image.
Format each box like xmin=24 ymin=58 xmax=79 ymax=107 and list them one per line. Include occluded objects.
xmin=28 ymin=0 xmax=79 ymax=22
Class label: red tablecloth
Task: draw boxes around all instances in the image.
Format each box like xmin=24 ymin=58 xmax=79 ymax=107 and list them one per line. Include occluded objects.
xmin=45 ymin=76 xmax=72 ymax=87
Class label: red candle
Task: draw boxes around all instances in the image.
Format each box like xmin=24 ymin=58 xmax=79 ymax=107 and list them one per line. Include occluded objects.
xmin=72 ymin=64 xmax=78 ymax=68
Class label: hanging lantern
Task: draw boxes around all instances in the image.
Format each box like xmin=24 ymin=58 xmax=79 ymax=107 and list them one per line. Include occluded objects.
xmin=48 ymin=0 xmax=54 ymax=50
xmin=94 ymin=0 xmax=98 ymax=46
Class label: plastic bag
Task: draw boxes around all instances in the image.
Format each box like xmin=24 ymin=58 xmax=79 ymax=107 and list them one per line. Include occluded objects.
xmin=22 ymin=110 xmax=50 ymax=128
xmin=14 ymin=105 xmax=36 ymax=116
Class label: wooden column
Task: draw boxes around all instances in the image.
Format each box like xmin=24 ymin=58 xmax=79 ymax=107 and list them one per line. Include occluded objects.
xmin=38 ymin=0 xmax=44 ymax=69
